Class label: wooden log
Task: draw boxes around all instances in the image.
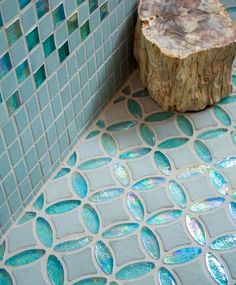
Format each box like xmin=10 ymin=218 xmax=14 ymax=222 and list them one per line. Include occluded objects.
xmin=134 ymin=0 xmax=236 ymax=112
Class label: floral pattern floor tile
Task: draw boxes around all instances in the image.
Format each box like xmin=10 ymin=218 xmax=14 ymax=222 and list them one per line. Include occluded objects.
xmin=1 ymin=71 xmax=236 ymax=285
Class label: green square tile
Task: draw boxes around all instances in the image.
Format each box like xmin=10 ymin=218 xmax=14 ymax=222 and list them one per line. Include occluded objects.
xmin=53 ymin=4 xmax=65 ymax=28
xmin=6 ymin=91 xmax=21 ymax=115
xmin=26 ymin=27 xmax=40 ymax=52
xmin=0 ymin=52 xmax=12 ymax=80
xmin=80 ymin=20 xmax=90 ymax=41
xmin=36 ymin=0 xmax=49 ymax=19
xmin=67 ymin=13 xmax=78 ymax=35
xmin=6 ymin=20 xmax=22 ymax=47
xmin=43 ymin=34 xmax=56 ymax=58
xmin=77 ymin=0 xmax=85 ymax=6
xmin=15 ymin=60 xmax=30 ymax=84
xmin=58 ymin=41 xmax=70 ymax=63
xmin=100 ymin=2 xmax=109 ymax=21
xmin=34 ymin=65 xmax=46 ymax=88
xmin=89 ymin=0 xmax=98 ymax=13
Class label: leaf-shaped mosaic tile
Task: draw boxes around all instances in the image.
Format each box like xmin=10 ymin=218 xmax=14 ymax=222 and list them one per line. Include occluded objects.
xmin=215 ymin=156 xmax=236 ymax=169
xmin=115 ymin=262 xmax=155 ymax=280
xmin=229 ymin=201 xmax=236 ymax=222
xmin=110 ymin=282 xmax=118 ymax=285
xmin=67 ymin=151 xmax=77 ymax=166
xmin=95 ymin=241 xmax=113 ymax=275
xmin=147 ymin=210 xmax=183 ymax=225
xmin=140 ymin=123 xmax=156 ymax=146
xmin=163 ymin=247 xmax=202 ymax=264
xmin=47 ymin=255 xmax=64 ymax=285
xmin=206 ymin=252 xmax=228 ymax=285
xmin=132 ymin=177 xmax=166 ymax=191
xmin=177 ymin=164 xmax=209 ymax=179
xmin=114 ymin=96 xmax=126 ymax=104
xmin=5 ymin=249 xmax=45 ymax=266
xmin=194 ymin=140 xmax=212 ymax=163
xmin=177 ymin=115 xmax=193 ymax=136
xmin=96 ymin=119 xmax=105 ymax=128
xmin=72 ymin=172 xmax=87 ymax=198
xmin=128 ymin=99 xmax=142 ymax=118
xmin=86 ymin=130 xmax=101 ymax=139
xmin=132 ymin=89 xmax=148 ymax=97
xmin=33 ymin=193 xmax=44 ymax=210
xmin=213 ymin=105 xmax=231 ymax=126
xmin=54 ymin=168 xmax=70 ymax=179
xmin=0 ymin=241 xmax=5 ymax=261
xmin=168 ymin=180 xmax=187 ymax=208
xmin=113 ymin=161 xmax=130 ymax=187
xmin=119 ymin=147 xmax=151 ymax=160
xmin=78 ymin=158 xmax=112 ymax=170
xmin=209 ymin=170 xmax=229 ymax=196
xmin=54 ymin=236 xmax=93 ymax=252
xmin=122 ymin=85 xmax=131 ymax=95
xmin=145 ymin=112 xmax=174 ymax=122
xmin=89 ymin=188 xmax=124 ymax=202
xmin=73 ymin=277 xmax=107 ymax=285
xmin=158 ymin=267 xmax=177 ymax=285
xmin=0 ymin=269 xmax=12 ymax=285
xmin=127 ymin=192 xmax=144 ymax=221
xmin=231 ymin=130 xmax=236 ymax=144
xmin=46 ymin=200 xmax=81 ymax=215
xmin=186 ymin=214 xmax=206 ymax=245
xmin=158 ymin=138 xmax=189 ymax=149
xmin=219 ymin=95 xmax=236 ymax=104
xmin=83 ymin=204 xmax=100 ymax=234
xmin=107 ymin=121 xmax=137 ymax=131
xmin=18 ymin=211 xmax=36 ymax=225
xmin=36 ymin=217 xmax=53 ymax=248
xmin=198 ymin=129 xmax=227 ymax=140
xmin=141 ymin=226 xmax=160 ymax=259
xmin=102 ymin=223 xmax=139 ymax=238
xmin=102 ymin=133 xmax=117 ymax=156
xmin=154 ymin=151 xmax=171 ymax=176
xmin=210 ymin=234 xmax=236 ymax=251
xmin=190 ymin=197 xmax=225 ymax=212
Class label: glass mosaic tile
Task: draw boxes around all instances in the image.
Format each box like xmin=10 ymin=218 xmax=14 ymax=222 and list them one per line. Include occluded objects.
xmin=52 ymin=4 xmax=66 ymax=28
xmin=6 ymin=91 xmax=21 ymax=115
xmin=58 ymin=41 xmax=70 ymax=63
xmin=18 ymin=0 xmax=30 ymax=9
xmin=0 ymin=93 xmax=2 ymax=104
xmin=26 ymin=27 xmax=40 ymax=52
xmin=67 ymin=13 xmax=78 ymax=35
xmin=5 ymin=20 xmax=22 ymax=47
xmin=0 ymin=52 xmax=12 ymax=80
xmin=15 ymin=60 xmax=30 ymax=84
xmin=89 ymin=0 xmax=98 ymax=14
xmin=36 ymin=0 xmax=49 ymax=19
xmin=77 ymin=0 xmax=85 ymax=6
xmin=80 ymin=20 xmax=90 ymax=41
xmin=0 ymin=12 xmax=3 ymax=27
xmin=100 ymin=2 xmax=109 ymax=21
xmin=43 ymin=34 xmax=56 ymax=58
xmin=34 ymin=65 xmax=46 ymax=88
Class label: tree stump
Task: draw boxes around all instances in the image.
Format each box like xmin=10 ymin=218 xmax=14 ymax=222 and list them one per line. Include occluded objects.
xmin=134 ymin=0 xmax=236 ymax=112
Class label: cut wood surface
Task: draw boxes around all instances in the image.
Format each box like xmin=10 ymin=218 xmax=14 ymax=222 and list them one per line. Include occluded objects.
xmin=134 ymin=0 xmax=236 ymax=112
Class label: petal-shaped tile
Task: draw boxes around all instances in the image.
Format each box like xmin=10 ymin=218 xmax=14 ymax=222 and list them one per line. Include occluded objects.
xmin=219 ymin=95 xmax=236 ymax=104
xmin=213 ymin=106 xmax=231 ymax=126
xmin=5 ymin=249 xmax=46 ymax=266
xmin=18 ymin=211 xmax=36 ymax=225
xmin=115 ymin=262 xmax=155 ymax=280
xmin=95 ymin=241 xmax=113 ymax=275
xmin=89 ymin=188 xmax=124 ymax=202
xmin=102 ymin=133 xmax=117 ymax=156
xmin=119 ymin=147 xmax=151 ymax=160
xmin=67 ymin=151 xmax=77 ymax=166
xmin=128 ymin=99 xmax=142 ymax=118
xmin=141 ymin=226 xmax=160 ymax=259
xmin=146 ymin=210 xmax=183 ymax=225
xmin=154 ymin=151 xmax=171 ymax=176
xmin=114 ymin=96 xmax=126 ymax=104
xmin=132 ymin=177 xmax=166 ymax=191
xmin=190 ymin=197 xmax=225 ymax=212
xmin=229 ymin=201 xmax=236 ymax=222
xmin=168 ymin=180 xmax=187 ymax=208
xmin=209 ymin=170 xmax=229 ymax=196
xmin=177 ymin=164 xmax=209 ymax=179
xmin=113 ymin=161 xmax=130 ymax=187
xmin=83 ymin=204 xmax=100 ymax=234
xmin=231 ymin=130 xmax=236 ymax=144
xmin=102 ymin=223 xmax=139 ymax=238
xmin=0 ymin=269 xmax=12 ymax=285
xmin=215 ymin=156 xmax=236 ymax=169
xmin=158 ymin=267 xmax=177 ymax=285
xmin=47 ymin=255 xmax=64 ymax=285
xmin=54 ymin=168 xmax=71 ymax=179
xmin=107 ymin=121 xmax=137 ymax=132
xmin=127 ymin=192 xmax=144 ymax=221
xmin=36 ymin=217 xmax=53 ymax=248
xmin=145 ymin=112 xmax=174 ymax=122
xmin=122 ymin=85 xmax=131 ymax=95
xmin=78 ymin=158 xmax=112 ymax=170
xmin=206 ymin=252 xmax=228 ymax=285
xmin=158 ymin=138 xmax=189 ymax=149
xmin=140 ymin=123 xmax=156 ymax=146
xmin=72 ymin=172 xmax=88 ymax=198
xmin=194 ymin=140 xmax=212 ymax=163
xmin=198 ymin=129 xmax=228 ymax=140
xmin=163 ymin=247 xmax=202 ymax=264
xmin=186 ymin=214 xmax=206 ymax=245
xmin=33 ymin=193 xmax=44 ymax=210
xmin=133 ymin=90 xmax=148 ymax=97
xmin=73 ymin=277 xmax=107 ymax=285
xmin=46 ymin=200 xmax=81 ymax=215
xmin=54 ymin=236 xmax=93 ymax=252
xmin=177 ymin=115 xmax=193 ymax=136
xmin=0 ymin=241 xmax=5 ymax=261
xmin=210 ymin=234 xmax=236 ymax=250
xmin=96 ymin=119 xmax=106 ymax=128
xmin=86 ymin=130 xmax=101 ymax=139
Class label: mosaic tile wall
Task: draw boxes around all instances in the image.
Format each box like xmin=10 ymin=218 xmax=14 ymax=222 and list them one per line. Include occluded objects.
xmin=0 ymin=0 xmax=138 ymax=236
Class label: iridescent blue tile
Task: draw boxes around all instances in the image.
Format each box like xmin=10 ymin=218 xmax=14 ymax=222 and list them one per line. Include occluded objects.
xmin=34 ymin=65 xmax=46 ymax=88
xmin=95 ymin=241 xmax=113 ymax=275
xmin=54 ymin=236 xmax=93 ymax=252
xmin=141 ymin=226 xmax=160 ymax=259
xmin=47 ymin=255 xmax=64 ymax=285
xmin=89 ymin=0 xmax=98 ymax=14
xmin=80 ymin=20 xmax=90 ymax=41
xmin=116 ymin=262 xmax=155 ymax=280
xmin=127 ymin=192 xmax=144 ymax=221
xmin=100 ymin=2 xmax=109 ymax=21
xmin=6 ymin=20 xmax=22 ymax=47
xmin=58 ymin=41 xmax=70 ymax=63
xmin=163 ymin=247 xmax=202 ymax=264
xmin=89 ymin=188 xmax=124 ymax=202
xmin=26 ymin=27 xmax=39 ymax=52
xmin=6 ymin=91 xmax=21 ymax=115
xmin=186 ymin=214 xmax=206 ymax=246
xmin=33 ymin=193 xmax=44 ymax=210
xmin=36 ymin=217 xmax=53 ymax=247
xmin=213 ymin=105 xmax=231 ymax=126
xmin=83 ymin=204 xmax=100 ymax=234
xmin=0 ymin=269 xmax=12 ymax=285
xmin=74 ymin=277 xmax=107 ymax=285
xmin=102 ymin=223 xmax=139 ymax=238
xmin=210 ymin=234 xmax=236 ymax=251
xmin=194 ymin=140 xmax=212 ymax=163
xmin=158 ymin=267 xmax=177 ymax=285
xmin=43 ymin=34 xmax=56 ymax=58
xmin=19 ymin=0 xmax=30 ymax=9
xmin=5 ymin=249 xmax=46 ymax=266
xmin=72 ymin=172 xmax=87 ymax=198
xmin=46 ymin=200 xmax=81 ymax=215
xmin=206 ymin=252 xmax=228 ymax=285
xmin=177 ymin=115 xmax=193 ymax=136
xmin=36 ymin=0 xmax=49 ymax=19
xmin=53 ymin=4 xmax=65 ymax=28
xmin=18 ymin=211 xmax=36 ymax=224
xmin=128 ymin=99 xmax=142 ymax=118
xmin=0 ymin=52 xmax=12 ymax=80
xmin=15 ymin=60 xmax=30 ymax=84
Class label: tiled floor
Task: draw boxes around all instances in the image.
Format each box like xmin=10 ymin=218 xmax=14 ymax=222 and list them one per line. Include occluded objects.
xmin=1 ymin=71 xmax=236 ymax=285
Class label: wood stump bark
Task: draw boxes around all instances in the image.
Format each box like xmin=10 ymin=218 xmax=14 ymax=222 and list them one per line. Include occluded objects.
xmin=134 ymin=0 xmax=236 ymax=112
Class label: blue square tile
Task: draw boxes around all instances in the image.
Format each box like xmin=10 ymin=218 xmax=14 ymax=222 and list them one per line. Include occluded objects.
xmin=73 ymin=93 xmax=82 ymax=113
xmin=85 ymin=36 xmax=95 ymax=59
xmin=78 ymin=2 xmax=89 ymax=24
xmin=8 ymin=139 xmax=22 ymax=166
xmin=47 ymin=74 xmax=59 ymax=98
xmin=58 ymin=41 xmax=70 ymax=63
xmin=49 ymin=0 xmax=60 ymax=9
xmin=64 ymin=104 xmax=74 ymax=125
xmin=45 ymin=51 xmax=59 ymax=75
xmin=0 ymin=134 xmax=4 ymax=154
xmin=0 ymin=52 xmax=12 ymax=80
xmin=40 ymin=153 xmax=51 ymax=178
xmin=67 ymin=54 xmax=77 ymax=78
xmin=64 ymin=0 xmax=77 ymax=17
xmin=58 ymin=131 xmax=69 ymax=153
xmin=29 ymin=165 xmax=42 ymax=188
xmin=55 ymin=22 xmax=68 ymax=46
xmin=0 ymin=12 xmax=3 ymax=27
xmin=0 ymin=30 xmax=8 ymax=55
xmin=14 ymin=160 xmax=27 ymax=183
xmin=38 ymin=13 xmax=54 ymax=40
xmin=87 ymin=56 xmax=96 ymax=78
xmin=3 ymin=173 xmax=16 ymax=198
xmin=26 ymin=96 xmax=39 ymax=121
xmin=0 ymin=185 xmax=5 ymax=207
xmin=49 ymin=141 xmax=60 ymax=164
xmin=31 ymin=116 xmax=44 ymax=140
xmin=20 ymin=127 xmax=34 ymax=152
xmin=10 ymin=38 xmax=27 ymax=66
xmin=82 ymin=83 xmax=91 ymax=105
xmin=36 ymin=0 xmax=49 ymax=19
xmin=76 ymin=45 xmax=86 ymax=67
xmin=55 ymin=114 xmax=66 ymax=136
xmin=2 ymin=120 xmax=17 ymax=146
xmin=19 ymin=177 xmax=31 ymax=202
xmin=25 ymin=147 xmax=38 ymax=170
xmin=21 ymin=6 xmax=37 ymax=33
xmin=96 ymin=46 xmax=104 ymax=68
xmin=109 ymin=10 xmax=117 ymax=32
xmin=7 ymin=91 xmax=21 ymax=116
xmin=1 ymin=71 xmax=18 ymax=100
xmin=43 ymin=34 xmax=56 ymax=58
xmin=93 ymin=28 xmax=102 ymax=49
xmin=76 ymin=110 xmax=85 ymax=131
xmin=46 ymin=124 xmax=57 ymax=145
xmin=29 ymin=46 xmax=44 ymax=72
xmin=61 ymin=85 xmax=71 ymax=107
xmin=53 ymin=3 xmax=66 ymax=28
xmin=68 ymin=119 xmax=77 ymax=143
xmin=103 ymin=38 xmax=111 ymax=59
xmin=101 ymin=19 xmax=110 ymax=42
xmin=1 ymin=0 xmax=18 ymax=23
xmin=35 ymin=135 xmax=47 ymax=157
xmin=70 ymin=75 xmax=80 ymax=97
xmin=15 ymin=60 xmax=30 ymax=84
xmin=19 ymin=76 xmax=34 ymax=103
xmin=0 ymin=104 xmax=9 ymax=128
xmin=68 ymin=28 xmax=80 ymax=51
xmin=0 ymin=153 xmax=11 ymax=179
xmin=26 ymin=27 xmax=40 ymax=52
xmin=79 ymin=65 xmax=89 ymax=88
xmin=100 ymin=1 xmax=109 ymax=20
xmin=37 ymin=84 xmax=49 ymax=109
xmin=57 ymin=64 xmax=68 ymax=89
xmin=41 ymin=105 xmax=53 ymax=130
xmin=89 ymin=10 xmax=100 ymax=31
xmin=0 ymin=203 xmax=11 ymax=228
xmin=34 ymin=64 xmax=46 ymax=88
xmin=8 ymin=190 xmax=21 ymax=214
xmin=18 ymin=0 xmax=31 ymax=9
xmin=89 ymin=74 xmax=98 ymax=94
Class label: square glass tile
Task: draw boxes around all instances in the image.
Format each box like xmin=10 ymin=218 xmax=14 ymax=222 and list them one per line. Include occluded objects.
xmin=15 ymin=60 xmax=30 ymax=84
xmin=0 ymin=93 xmax=2 ymax=104
xmin=58 ymin=41 xmax=70 ymax=63
xmin=77 ymin=0 xmax=85 ymax=6
xmin=89 ymin=0 xmax=98 ymax=13
xmin=6 ymin=91 xmax=21 ymax=115
xmin=52 ymin=4 xmax=66 ymax=28
xmin=100 ymin=2 xmax=109 ymax=21
xmin=80 ymin=20 xmax=90 ymax=41
xmin=6 ymin=20 xmax=22 ymax=47
xmin=67 ymin=13 xmax=78 ymax=35
xmin=18 ymin=0 xmax=30 ymax=9
xmin=43 ymin=34 xmax=56 ymax=58
xmin=0 ymin=52 xmax=12 ymax=80
xmin=0 ymin=12 xmax=3 ymax=27
xmin=26 ymin=27 xmax=40 ymax=52
xmin=36 ymin=0 xmax=49 ymax=19
xmin=34 ymin=65 xmax=46 ymax=88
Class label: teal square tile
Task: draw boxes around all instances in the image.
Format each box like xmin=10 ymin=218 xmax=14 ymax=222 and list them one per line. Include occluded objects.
xmin=100 ymin=2 xmax=109 ymax=20
xmin=18 ymin=0 xmax=30 ymax=9
xmin=15 ymin=60 xmax=30 ymax=84
xmin=2 ymin=0 xmax=18 ymax=23
xmin=26 ymin=27 xmax=40 ymax=52
xmin=43 ymin=34 xmax=56 ymax=58
xmin=34 ymin=65 xmax=46 ymax=88
xmin=36 ymin=0 xmax=49 ymax=19
xmin=6 ymin=91 xmax=22 ymax=115
xmin=0 ymin=12 xmax=3 ymax=27
xmin=58 ymin=41 xmax=70 ymax=63
xmin=89 ymin=0 xmax=98 ymax=13
xmin=53 ymin=4 xmax=65 ymax=28
xmin=77 ymin=0 xmax=85 ymax=6
xmin=80 ymin=20 xmax=90 ymax=41
xmin=6 ymin=20 xmax=22 ymax=47
xmin=0 ymin=52 xmax=12 ymax=80
xmin=67 ymin=13 xmax=78 ymax=34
